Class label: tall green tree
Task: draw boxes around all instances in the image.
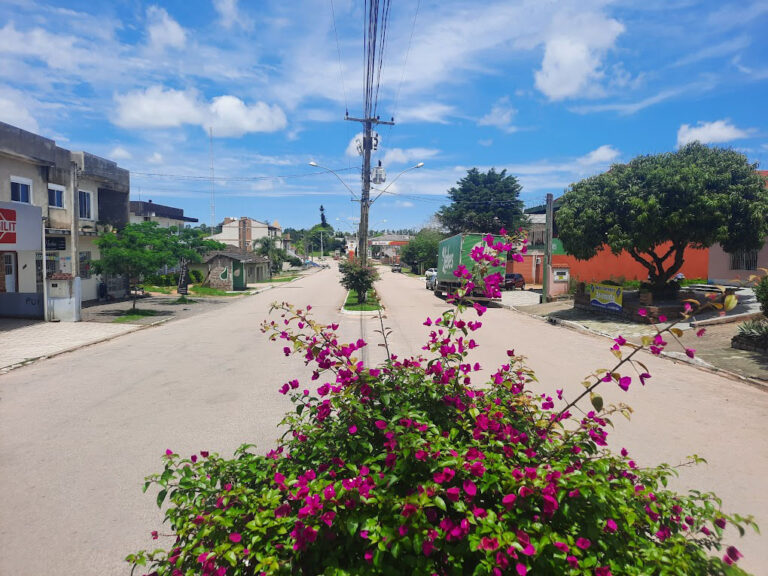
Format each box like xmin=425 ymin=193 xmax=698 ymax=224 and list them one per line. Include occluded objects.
xmin=256 ymin=237 xmax=287 ymax=274
xmin=437 ymin=168 xmax=525 ymax=234
xmin=400 ymin=228 xmax=444 ymax=273
xmin=93 ymin=222 xmax=176 ymax=310
xmin=557 ymin=143 xmax=768 ymax=290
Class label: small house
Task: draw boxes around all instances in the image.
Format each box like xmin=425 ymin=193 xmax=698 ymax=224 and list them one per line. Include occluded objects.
xmin=199 ymin=251 xmax=270 ymax=290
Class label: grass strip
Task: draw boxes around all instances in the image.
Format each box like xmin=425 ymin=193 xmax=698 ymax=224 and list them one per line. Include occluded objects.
xmin=343 ymin=289 xmax=381 ymax=312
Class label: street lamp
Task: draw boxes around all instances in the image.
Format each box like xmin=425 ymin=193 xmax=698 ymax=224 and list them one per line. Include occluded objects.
xmin=308 ymin=162 xmax=359 ymax=200
xmin=370 ymin=162 xmax=424 ymax=204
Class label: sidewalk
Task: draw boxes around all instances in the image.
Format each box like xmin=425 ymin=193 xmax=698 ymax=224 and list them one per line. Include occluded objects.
xmin=508 ymin=288 xmax=767 ymax=385
xmin=0 ymin=319 xmax=140 ymax=373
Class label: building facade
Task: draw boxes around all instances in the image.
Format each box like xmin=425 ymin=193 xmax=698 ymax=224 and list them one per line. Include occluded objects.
xmin=208 ymin=217 xmax=283 ymax=251
xmin=129 ymin=200 xmax=198 ymax=228
xmin=0 ymin=121 xmax=130 ymax=317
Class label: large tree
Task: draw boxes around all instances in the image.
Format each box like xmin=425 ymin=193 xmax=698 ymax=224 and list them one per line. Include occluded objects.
xmin=437 ymin=168 xmax=525 ymax=234
xmin=400 ymin=228 xmax=444 ymax=273
xmin=93 ymin=223 xmax=176 ymax=310
xmin=557 ymin=143 xmax=768 ymax=290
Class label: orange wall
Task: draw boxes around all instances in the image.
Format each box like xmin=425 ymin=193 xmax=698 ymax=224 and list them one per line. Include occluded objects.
xmin=552 ymin=244 xmax=709 ymax=283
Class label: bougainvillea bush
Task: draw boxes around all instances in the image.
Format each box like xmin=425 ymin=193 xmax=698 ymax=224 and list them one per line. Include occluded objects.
xmin=129 ymin=231 xmax=756 ymax=576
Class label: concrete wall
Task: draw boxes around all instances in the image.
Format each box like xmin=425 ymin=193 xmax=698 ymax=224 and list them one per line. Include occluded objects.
xmin=204 ymin=255 xmax=233 ymax=290
xmin=709 ymin=243 xmax=768 ymax=285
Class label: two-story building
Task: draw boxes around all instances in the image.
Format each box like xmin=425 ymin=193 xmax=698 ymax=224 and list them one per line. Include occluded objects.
xmin=208 ymin=216 xmax=282 ymax=251
xmin=0 ymin=121 xmax=130 ymax=318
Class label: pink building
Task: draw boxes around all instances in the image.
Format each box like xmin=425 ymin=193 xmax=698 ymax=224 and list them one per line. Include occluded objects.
xmin=708 ymin=170 xmax=768 ymax=285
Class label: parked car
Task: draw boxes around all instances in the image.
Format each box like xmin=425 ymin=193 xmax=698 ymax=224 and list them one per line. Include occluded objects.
xmin=391 ymin=263 xmax=402 ymax=273
xmin=504 ymin=273 xmax=525 ymax=290
xmin=425 ymin=268 xmax=437 ymax=289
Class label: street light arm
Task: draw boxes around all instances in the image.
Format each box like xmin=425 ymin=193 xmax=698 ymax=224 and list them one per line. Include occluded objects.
xmin=370 ymin=162 xmax=424 ymax=204
xmin=308 ymin=162 xmax=360 ymax=200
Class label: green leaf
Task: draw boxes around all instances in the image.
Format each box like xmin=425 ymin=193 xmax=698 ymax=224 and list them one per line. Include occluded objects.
xmin=433 ymin=496 xmax=447 ymax=511
xmin=724 ymin=294 xmax=738 ymax=312
xmin=590 ymin=393 xmax=604 ymax=412
xmin=156 ymin=489 xmax=167 ymax=508
xmin=346 ymin=518 xmax=359 ymax=536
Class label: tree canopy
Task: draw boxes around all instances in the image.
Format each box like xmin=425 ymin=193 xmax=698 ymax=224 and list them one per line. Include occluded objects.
xmin=557 ymin=143 xmax=768 ymax=288
xmin=400 ymin=228 xmax=444 ymax=272
xmin=94 ymin=222 xmax=223 ymax=309
xmin=437 ymin=168 xmax=525 ymax=235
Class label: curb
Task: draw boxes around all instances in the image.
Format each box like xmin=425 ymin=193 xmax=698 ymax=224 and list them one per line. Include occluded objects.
xmin=340 ymin=289 xmax=383 ymax=317
xmin=503 ymin=304 xmax=768 ymax=393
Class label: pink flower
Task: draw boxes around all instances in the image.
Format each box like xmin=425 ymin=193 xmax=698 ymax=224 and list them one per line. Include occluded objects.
xmin=618 ymin=376 xmax=631 ymax=391
xmin=684 ymin=302 xmax=693 ymax=312
xmin=566 ymin=556 xmax=579 ymax=568
xmin=502 ymin=493 xmax=517 ymax=510
xmin=375 ymin=420 xmax=387 ymax=429
xmin=595 ymin=567 xmax=612 ymax=576
xmin=575 ymin=537 xmax=591 ymax=550
xmin=696 ymin=328 xmax=706 ymax=337
xmin=463 ymin=479 xmax=477 ymax=497
xmin=726 ymin=546 xmax=743 ymax=562
xmin=348 ymin=425 xmax=357 ymax=434
xmin=685 ymin=348 xmax=696 ymax=358
xmin=473 ymin=302 xmax=487 ymax=316
xmin=229 ymin=533 xmax=241 ymax=543
xmin=422 ymin=540 xmax=435 ymax=556
xmin=604 ymin=519 xmax=618 ymax=533
xmin=165 ymin=449 xmax=173 ymax=456
xmin=715 ymin=517 xmax=726 ymax=529
xmin=200 ymin=451 xmax=209 ymax=458
xmin=553 ymin=541 xmax=569 ymax=553
xmin=445 ymin=486 xmax=461 ymax=502
xmin=638 ymin=308 xmax=647 ymax=317
xmin=479 ymin=537 xmax=499 ymax=551
xmin=364 ymin=550 xmax=374 ymax=563
xmin=658 ymin=315 xmax=667 ymax=323
xmin=639 ymin=372 xmax=651 ymax=385
xmin=516 ymin=564 xmax=527 ymax=576
xmin=398 ymin=525 xmax=408 ymax=536
xmin=151 ymin=530 xmax=158 ymax=540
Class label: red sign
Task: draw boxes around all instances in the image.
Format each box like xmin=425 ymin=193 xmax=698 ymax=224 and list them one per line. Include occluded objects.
xmin=0 ymin=208 xmax=17 ymax=244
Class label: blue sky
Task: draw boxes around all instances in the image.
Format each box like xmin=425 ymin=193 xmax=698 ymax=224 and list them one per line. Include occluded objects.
xmin=1 ymin=0 xmax=766 ymax=231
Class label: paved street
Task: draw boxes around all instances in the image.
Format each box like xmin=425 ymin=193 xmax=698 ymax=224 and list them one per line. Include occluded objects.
xmin=1 ymin=267 xmax=766 ymax=575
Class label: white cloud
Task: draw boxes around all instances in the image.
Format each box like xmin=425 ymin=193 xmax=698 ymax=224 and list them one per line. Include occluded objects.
xmin=534 ymin=10 xmax=624 ymax=100
xmin=578 ymin=145 xmax=620 ymax=165
xmin=0 ymin=23 xmax=80 ymax=70
xmin=677 ymin=120 xmax=751 ymax=147
xmin=394 ymin=200 xmax=414 ymax=208
xmin=146 ymin=6 xmax=186 ymax=51
xmin=478 ymin=139 xmax=494 ymax=147
xmin=147 ymin=152 xmax=164 ymax=164
xmin=478 ymin=97 xmax=518 ymax=133
xmin=207 ymin=95 xmax=286 ymax=137
xmin=109 ymin=146 xmax=132 ymax=160
xmin=113 ymin=86 xmax=286 ymax=137
xmin=381 ymin=147 xmax=439 ymax=166
xmin=396 ymin=103 xmax=455 ymax=124
xmin=114 ymin=86 xmax=203 ymax=129
xmin=0 ymin=95 xmax=39 ymax=133
xmin=213 ymin=0 xmax=251 ymax=30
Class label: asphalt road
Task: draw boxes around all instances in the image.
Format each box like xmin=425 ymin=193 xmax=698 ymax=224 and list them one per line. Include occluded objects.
xmin=1 ymin=267 xmax=766 ymax=575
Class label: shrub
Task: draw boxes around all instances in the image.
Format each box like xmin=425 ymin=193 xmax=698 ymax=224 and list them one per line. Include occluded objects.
xmin=339 ymin=260 xmax=380 ymax=304
xmin=130 ymin=232 xmax=756 ymax=576
xmin=737 ymin=319 xmax=768 ymax=344
xmin=189 ymin=269 xmax=204 ymax=284
xmin=754 ymin=275 xmax=768 ymax=316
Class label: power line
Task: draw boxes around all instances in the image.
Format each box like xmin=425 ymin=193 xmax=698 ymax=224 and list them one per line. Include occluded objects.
xmin=131 ymin=167 xmax=359 ymax=182
xmin=329 ymin=0 xmax=349 ymax=117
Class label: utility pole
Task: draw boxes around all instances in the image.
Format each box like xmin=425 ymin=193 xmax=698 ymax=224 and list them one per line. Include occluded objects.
xmin=542 ymin=193 xmax=554 ymax=303
xmin=345 ymin=115 xmax=394 ymax=264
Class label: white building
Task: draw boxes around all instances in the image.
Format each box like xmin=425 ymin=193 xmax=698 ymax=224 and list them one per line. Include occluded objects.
xmin=129 ymin=200 xmax=198 ymax=228
xmin=0 ymin=121 xmax=130 ymax=318
xmin=208 ymin=216 xmax=282 ymax=251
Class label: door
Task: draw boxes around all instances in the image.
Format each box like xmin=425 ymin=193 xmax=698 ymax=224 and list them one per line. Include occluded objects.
xmin=4 ymin=253 xmax=16 ymax=293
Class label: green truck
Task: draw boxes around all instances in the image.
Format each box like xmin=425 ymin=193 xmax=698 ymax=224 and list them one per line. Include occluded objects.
xmin=431 ymin=233 xmax=507 ymax=300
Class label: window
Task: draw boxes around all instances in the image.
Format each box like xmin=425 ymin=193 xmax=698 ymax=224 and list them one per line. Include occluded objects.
xmin=79 ymin=190 xmax=92 ymax=220
xmin=10 ymin=176 xmax=32 ymax=203
xmin=35 ymin=253 xmax=58 ymax=293
xmin=79 ymin=251 xmax=92 ymax=279
xmin=48 ymin=184 xmax=65 ymax=208
xmin=730 ymin=249 xmax=758 ymax=271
